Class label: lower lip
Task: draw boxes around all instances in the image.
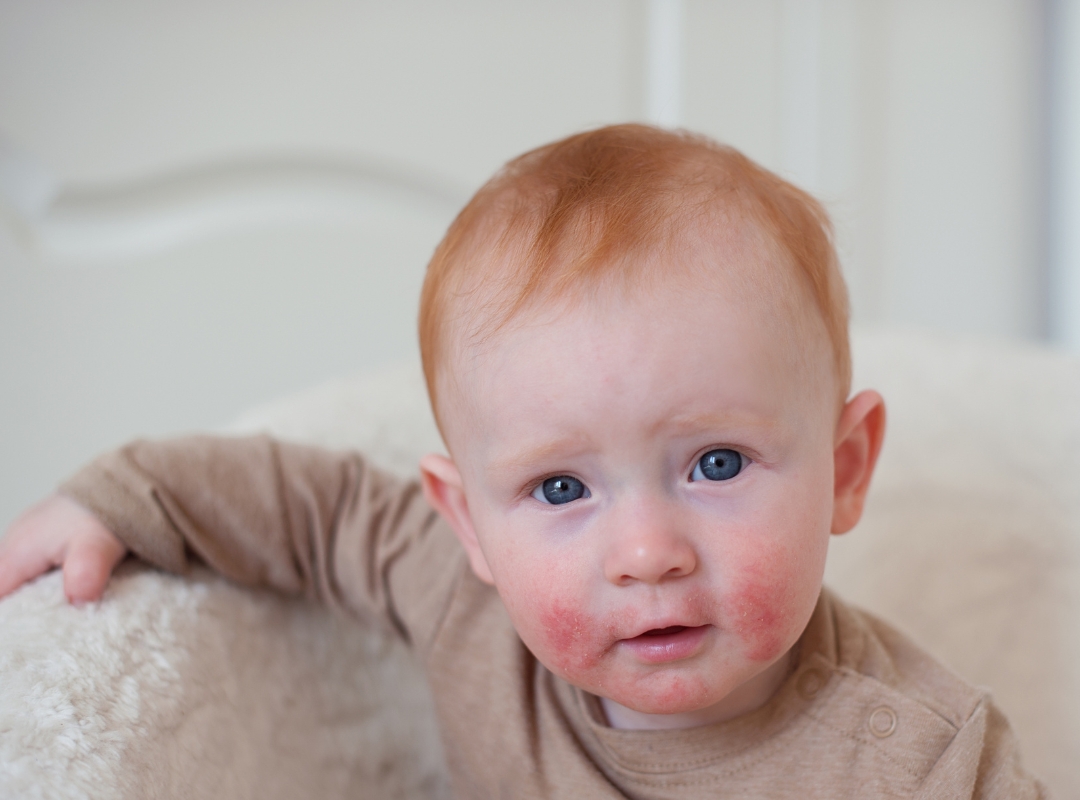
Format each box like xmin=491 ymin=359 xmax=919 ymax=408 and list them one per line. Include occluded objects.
xmin=619 ymin=625 xmax=710 ymax=664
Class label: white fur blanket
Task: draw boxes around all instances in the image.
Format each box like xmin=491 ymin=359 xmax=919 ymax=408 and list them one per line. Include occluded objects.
xmin=1 ymin=329 xmax=1077 ymax=797
xmin=0 ymin=566 xmax=447 ymax=799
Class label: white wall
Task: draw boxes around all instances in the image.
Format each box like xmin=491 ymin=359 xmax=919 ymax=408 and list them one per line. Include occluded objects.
xmin=1050 ymin=0 xmax=1080 ymax=347
xmin=685 ymin=0 xmax=1043 ymax=340
xmin=0 ymin=0 xmax=1049 ymax=527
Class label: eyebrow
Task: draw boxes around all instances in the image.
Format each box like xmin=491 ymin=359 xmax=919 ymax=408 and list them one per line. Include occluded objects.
xmin=486 ymin=438 xmax=593 ymax=476
xmin=660 ymin=409 xmax=775 ymax=436
xmin=665 ymin=412 xmax=781 ymax=459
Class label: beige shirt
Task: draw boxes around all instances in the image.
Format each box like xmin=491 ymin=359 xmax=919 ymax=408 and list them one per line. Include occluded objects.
xmin=61 ymin=435 xmax=1048 ymax=799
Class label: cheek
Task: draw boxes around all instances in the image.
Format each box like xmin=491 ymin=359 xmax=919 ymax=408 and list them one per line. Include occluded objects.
xmin=497 ymin=557 xmax=611 ymax=678
xmin=722 ymin=471 xmax=833 ymax=662
xmin=729 ymin=577 xmax=791 ymax=662
xmin=536 ymin=601 xmax=606 ymax=673
xmin=724 ymin=539 xmax=826 ymax=663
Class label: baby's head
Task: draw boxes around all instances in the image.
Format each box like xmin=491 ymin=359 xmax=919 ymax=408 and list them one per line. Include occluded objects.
xmin=417 ymin=125 xmax=885 ymax=729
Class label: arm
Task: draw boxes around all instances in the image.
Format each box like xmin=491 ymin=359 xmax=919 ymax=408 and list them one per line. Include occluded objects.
xmin=1 ymin=435 xmax=464 ymax=645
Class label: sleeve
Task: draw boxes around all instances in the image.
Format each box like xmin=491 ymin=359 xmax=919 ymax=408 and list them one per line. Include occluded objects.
xmin=58 ymin=435 xmax=467 ymax=651
xmin=915 ymin=695 xmax=1051 ymax=799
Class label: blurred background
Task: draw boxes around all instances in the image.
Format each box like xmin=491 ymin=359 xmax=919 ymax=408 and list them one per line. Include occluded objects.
xmin=1 ymin=0 xmax=1078 ymax=528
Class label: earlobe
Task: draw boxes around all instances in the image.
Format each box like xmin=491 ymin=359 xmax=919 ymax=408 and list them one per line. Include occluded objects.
xmin=831 ymin=390 xmax=887 ymax=535
xmin=419 ymin=453 xmax=495 ymax=584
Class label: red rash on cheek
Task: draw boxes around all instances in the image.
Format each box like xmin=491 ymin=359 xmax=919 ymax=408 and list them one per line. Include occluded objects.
xmin=539 ymin=602 xmax=586 ymax=656
xmin=537 ymin=602 xmax=598 ymax=673
xmin=535 ymin=601 xmax=628 ymax=677
xmin=729 ymin=579 xmax=790 ymax=663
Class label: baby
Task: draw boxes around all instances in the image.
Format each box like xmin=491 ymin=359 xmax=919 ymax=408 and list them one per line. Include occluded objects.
xmin=0 ymin=125 xmax=1045 ymax=797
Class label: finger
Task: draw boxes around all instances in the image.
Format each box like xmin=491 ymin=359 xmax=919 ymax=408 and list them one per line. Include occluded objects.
xmin=0 ymin=539 xmax=59 ymax=599
xmin=62 ymin=531 xmax=127 ymax=605
xmin=0 ymin=494 xmax=87 ymax=599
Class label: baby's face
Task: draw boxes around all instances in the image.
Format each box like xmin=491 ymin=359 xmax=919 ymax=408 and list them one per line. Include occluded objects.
xmin=431 ymin=242 xmax=846 ymax=727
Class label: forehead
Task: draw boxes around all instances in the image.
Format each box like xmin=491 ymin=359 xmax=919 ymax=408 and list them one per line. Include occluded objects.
xmin=437 ymin=217 xmax=836 ymax=453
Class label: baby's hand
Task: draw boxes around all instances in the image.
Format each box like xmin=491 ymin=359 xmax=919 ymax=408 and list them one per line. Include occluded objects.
xmin=0 ymin=495 xmax=127 ymax=604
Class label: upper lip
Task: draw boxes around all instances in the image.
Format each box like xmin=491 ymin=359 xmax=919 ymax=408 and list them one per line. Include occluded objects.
xmin=622 ymin=618 xmax=709 ymax=640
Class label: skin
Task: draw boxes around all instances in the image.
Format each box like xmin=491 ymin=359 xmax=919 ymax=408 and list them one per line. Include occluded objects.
xmin=0 ymin=224 xmax=885 ymax=733
xmin=0 ymin=494 xmax=127 ymax=605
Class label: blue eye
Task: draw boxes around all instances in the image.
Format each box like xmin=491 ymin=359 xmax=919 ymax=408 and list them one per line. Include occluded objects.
xmin=691 ymin=449 xmax=743 ymax=482
xmin=532 ymin=476 xmax=589 ymax=505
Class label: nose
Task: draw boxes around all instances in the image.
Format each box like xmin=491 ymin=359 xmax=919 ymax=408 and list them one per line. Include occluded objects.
xmin=603 ymin=501 xmax=698 ymax=586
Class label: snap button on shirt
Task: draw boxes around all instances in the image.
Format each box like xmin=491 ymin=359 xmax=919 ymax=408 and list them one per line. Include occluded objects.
xmin=869 ymin=705 xmax=898 ymax=738
xmin=796 ymin=668 xmax=825 ymax=699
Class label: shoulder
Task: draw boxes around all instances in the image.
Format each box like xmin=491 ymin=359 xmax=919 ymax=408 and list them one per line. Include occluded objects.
xmin=805 ymin=589 xmax=1048 ymax=798
xmin=827 ymin=589 xmax=985 ymax=727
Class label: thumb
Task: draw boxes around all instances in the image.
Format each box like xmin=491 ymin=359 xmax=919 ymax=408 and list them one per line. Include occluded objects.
xmin=62 ymin=529 xmax=127 ymax=605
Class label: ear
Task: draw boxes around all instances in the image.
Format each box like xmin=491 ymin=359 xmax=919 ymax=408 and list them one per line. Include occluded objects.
xmin=831 ymin=390 xmax=886 ymax=534
xmin=419 ymin=453 xmax=495 ymax=584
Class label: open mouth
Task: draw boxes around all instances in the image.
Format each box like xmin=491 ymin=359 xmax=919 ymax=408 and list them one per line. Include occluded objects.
xmin=642 ymin=625 xmax=688 ymax=637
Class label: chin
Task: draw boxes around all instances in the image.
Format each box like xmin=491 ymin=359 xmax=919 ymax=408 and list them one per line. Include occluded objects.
xmin=606 ymin=673 xmax=718 ymax=716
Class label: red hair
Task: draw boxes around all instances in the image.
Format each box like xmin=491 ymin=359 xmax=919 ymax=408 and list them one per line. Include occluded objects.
xmin=419 ymin=124 xmax=850 ymax=425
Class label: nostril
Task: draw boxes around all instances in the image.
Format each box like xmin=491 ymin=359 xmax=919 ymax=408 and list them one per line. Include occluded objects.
xmin=660 ymin=562 xmax=694 ymax=581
